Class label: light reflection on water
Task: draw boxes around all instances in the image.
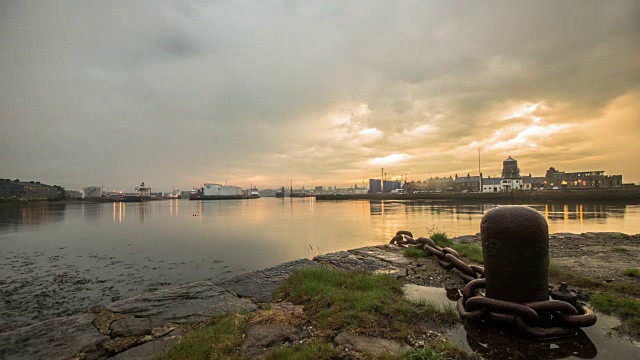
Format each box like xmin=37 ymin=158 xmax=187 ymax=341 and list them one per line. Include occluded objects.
xmin=1 ymin=199 xmax=639 ymax=330
xmin=404 ymin=285 xmax=640 ymax=359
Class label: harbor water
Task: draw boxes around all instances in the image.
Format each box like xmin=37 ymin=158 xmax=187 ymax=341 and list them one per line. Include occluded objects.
xmin=1 ymin=198 xmax=640 ymax=332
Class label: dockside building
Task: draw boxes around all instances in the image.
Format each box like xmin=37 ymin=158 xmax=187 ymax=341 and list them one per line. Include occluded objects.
xmin=0 ymin=179 xmax=59 ymax=199
xmin=544 ymin=167 xmax=622 ymax=189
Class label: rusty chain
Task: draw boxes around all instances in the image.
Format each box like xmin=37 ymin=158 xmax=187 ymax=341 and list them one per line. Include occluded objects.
xmin=390 ymin=231 xmax=597 ymax=340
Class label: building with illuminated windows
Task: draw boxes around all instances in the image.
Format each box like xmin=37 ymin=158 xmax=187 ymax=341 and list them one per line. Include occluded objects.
xmin=544 ymin=167 xmax=622 ymax=189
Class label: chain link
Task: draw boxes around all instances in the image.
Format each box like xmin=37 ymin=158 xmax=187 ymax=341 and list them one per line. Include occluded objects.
xmin=390 ymin=230 xmax=597 ymax=339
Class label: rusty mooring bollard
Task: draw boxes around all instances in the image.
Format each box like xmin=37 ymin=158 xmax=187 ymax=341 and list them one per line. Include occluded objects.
xmin=481 ymin=205 xmax=549 ymax=304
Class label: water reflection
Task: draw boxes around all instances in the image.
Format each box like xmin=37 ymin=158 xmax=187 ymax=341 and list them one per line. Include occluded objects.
xmin=404 ymin=285 xmax=638 ymax=360
xmin=82 ymin=203 xmax=103 ymax=223
xmin=537 ymin=203 xmax=626 ymax=222
xmin=368 ymin=201 xmax=633 ymax=235
xmin=113 ymin=202 xmax=125 ymax=223
xmin=460 ymin=322 xmax=597 ymax=359
xmin=0 ymin=204 xmax=67 ymax=233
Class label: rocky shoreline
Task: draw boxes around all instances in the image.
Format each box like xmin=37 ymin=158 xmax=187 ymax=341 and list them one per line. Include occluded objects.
xmin=1 ymin=232 xmax=638 ymax=359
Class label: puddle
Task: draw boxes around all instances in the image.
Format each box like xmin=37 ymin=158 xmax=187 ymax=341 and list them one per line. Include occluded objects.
xmin=403 ymin=284 xmax=640 ymax=359
xmin=403 ymin=284 xmax=459 ymax=307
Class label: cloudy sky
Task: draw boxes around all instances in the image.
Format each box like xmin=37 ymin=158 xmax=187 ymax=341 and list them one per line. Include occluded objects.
xmin=1 ymin=1 xmax=639 ymax=191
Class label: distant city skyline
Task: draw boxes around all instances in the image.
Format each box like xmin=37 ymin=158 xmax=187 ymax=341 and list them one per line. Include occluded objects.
xmin=2 ymin=1 xmax=639 ymax=191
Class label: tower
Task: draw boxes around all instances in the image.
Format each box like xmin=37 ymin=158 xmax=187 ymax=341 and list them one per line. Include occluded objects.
xmin=501 ymin=156 xmax=521 ymax=179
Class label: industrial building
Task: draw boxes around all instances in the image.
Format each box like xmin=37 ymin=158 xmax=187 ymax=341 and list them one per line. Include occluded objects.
xmin=369 ymin=179 xmax=382 ymax=193
xmin=383 ymin=180 xmax=402 ymax=193
xmin=82 ymin=186 xmax=103 ymax=198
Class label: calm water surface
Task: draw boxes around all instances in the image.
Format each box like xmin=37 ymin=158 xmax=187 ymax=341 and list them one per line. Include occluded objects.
xmin=1 ymin=198 xmax=639 ymax=331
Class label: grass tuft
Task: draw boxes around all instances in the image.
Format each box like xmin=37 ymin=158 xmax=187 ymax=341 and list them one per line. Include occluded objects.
xmin=450 ymin=243 xmax=483 ymax=264
xmin=427 ymin=226 xmax=452 ymax=248
xmin=401 ymin=340 xmax=470 ymax=360
xmin=623 ymin=268 xmax=640 ymax=278
xmin=548 ymin=262 xmax=604 ymax=288
xmin=404 ymin=247 xmax=427 ymax=258
xmin=156 ymin=313 xmax=248 ymax=360
xmin=590 ymin=293 xmax=640 ymax=337
xmin=265 ymin=341 xmax=339 ymax=360
xmin=274 ymin=268 xmax=457 ymax=339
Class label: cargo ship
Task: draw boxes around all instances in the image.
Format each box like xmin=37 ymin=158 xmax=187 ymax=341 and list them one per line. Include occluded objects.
xmin=189 ymin=183 xmax=247 ymax=200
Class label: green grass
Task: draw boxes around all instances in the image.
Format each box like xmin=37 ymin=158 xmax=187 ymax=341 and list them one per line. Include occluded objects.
xmin=547 ymin=262 xmax=604 ymax=289
xmin=402 ymin=348 xmax=446 ymax=360
xmin=548 ymin=262 xmax=640 ymax=339
xmin=157 ymin=313 xmax=248 ymax=360
xmin=623 ymin=268 xmax=640 ymax=278
xmin=265 ymin=341 xmax=339 ymax=360
xmin=610 ymin=281 xmax=640 ymax=297
xmin=404 ymin=247 xmax=427 ymax=258
xmin=401 ymin=228 xmax=484 ymax=264
xmin=274 ymin=268 xmax=457 ymax=339
xmin=427 ymin=227 xmax=452 ymax=248
xmin=590 ymin=293 xmax=640 ymax=337
xmin=450 ymin=243 xmax=484 ymax=264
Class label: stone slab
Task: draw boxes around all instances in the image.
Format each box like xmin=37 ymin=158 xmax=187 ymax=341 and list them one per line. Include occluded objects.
xmin=218 ymin=259 xmax=321 ymax=303
xmin=240 ymin=323 xmax=303 ymax=357
xmin=110 ymin=317 xmax=168 ymax=338
xmin=0 ymin=313 xmax=108 ymax=360
xmin=334 ymin=331 xmax=412 ymax=356
xmin=109 ymin=336 xmax=180 ymax=360
xmin=351 ymin=246 xmax=414 ymax=266
xmin=314 ymin=249 xmax=404 ymax=273
xmin=105 ymin=281 xmax=257 ymax=323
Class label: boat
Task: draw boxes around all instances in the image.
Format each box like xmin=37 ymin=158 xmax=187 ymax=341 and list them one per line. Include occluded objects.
xmin=189 ymin=188 xmax=201 ymax=200
xmin=105 ymin=182 xmax=152 ymax=202
xmin=250 ymin=189 xmax=260 ymax=198
xmin=134 ymin=181 xmax=151 ymax=201
xmin=275 ymin=187 xmax=285 ymax=198
xmin=189 ymin=183 xmax=247 ymax=200
xmin=166 ymin=187 xmax=181 ymax=199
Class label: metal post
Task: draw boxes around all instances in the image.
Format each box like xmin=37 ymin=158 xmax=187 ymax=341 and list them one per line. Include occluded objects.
xmin=481 ymin=205 xmax=549 ymax=303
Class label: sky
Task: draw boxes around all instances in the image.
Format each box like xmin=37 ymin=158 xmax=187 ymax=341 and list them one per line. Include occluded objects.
xmin=1 ymin=1 xmax=639 ymax=192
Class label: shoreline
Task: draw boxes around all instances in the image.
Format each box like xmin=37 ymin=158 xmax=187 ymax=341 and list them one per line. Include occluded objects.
xmin=317 ymin=188 xmax=640 ymax=202
xmin=1 ymin=231 xmax=638 ymax=359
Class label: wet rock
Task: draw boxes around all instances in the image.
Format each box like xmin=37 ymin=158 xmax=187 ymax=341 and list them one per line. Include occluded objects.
xmin=110 ymin=317 xmax=168 ymax=338
xmin=334 ymin=332 xmax=412 ymax=356
xmin=105 ymin=281 xmax=257 ymax=323
xmin=314 ymin=248 xmax=404 ymax=273
xmin=0 ymin=313 xmax=108 ymax=360
xmin=109 ymin=335 xmax=180 ymax=360
xmin=102 ymin=336 xmax=139 ymax=354
xmin=451 ymin=235 xmax=479 ymax=244
xmin=93 ymin=310 xmax=130 ymax=336
xmin=218 ymin=259 xmax=321 ymax=303
xmin=351 ymin=246 xmax=414 ymax=266
xmin=240 ymin=323 xmax=303 ymax=358
xmin=151 ymin=323 xmax=178 ymax=338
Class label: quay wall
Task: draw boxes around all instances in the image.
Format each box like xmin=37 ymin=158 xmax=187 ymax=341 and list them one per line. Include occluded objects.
xmin=316 ymin=188 xmax=640 ymax=202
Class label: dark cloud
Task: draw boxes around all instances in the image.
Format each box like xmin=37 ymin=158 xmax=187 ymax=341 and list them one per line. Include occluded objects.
xmin=1 ymin=0 xmax=639 ymax=190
